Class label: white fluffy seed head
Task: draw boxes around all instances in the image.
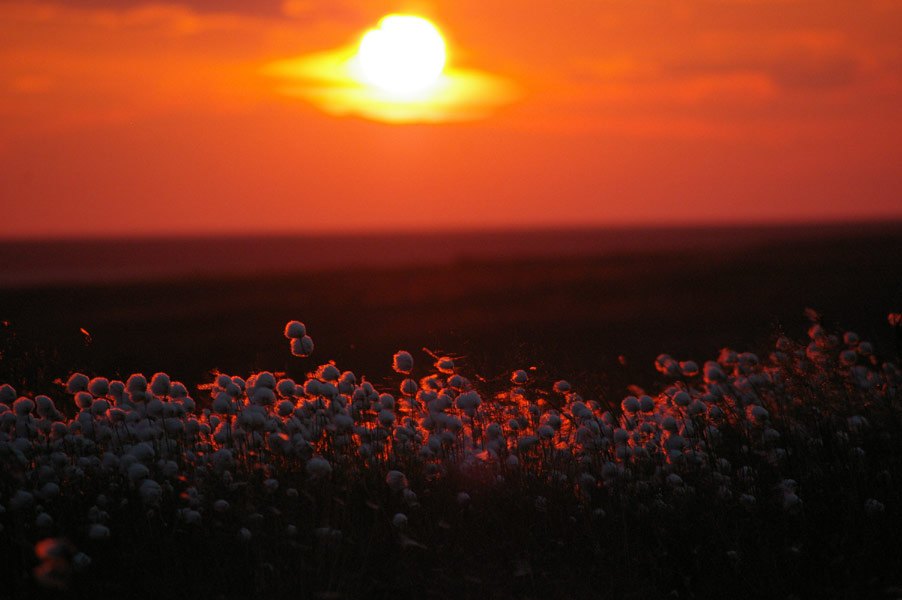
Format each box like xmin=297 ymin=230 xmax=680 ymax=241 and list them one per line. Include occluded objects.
xmin=89 ymin=523 xmax=110 ymax=540
xmin=400 ymin=378 xmax=418 ymax=396
xmin=456 ymin=391 xmax=481 ymax=411
xmin=680 ymin=361 xmax=699 ymax=377
xmin=864 ymin=498 xmax=885 ymax=517
xmin=435 ymin=357 xmax=455 ymax=374
xmin=748 ymin=405 xmax=769 ymax=422
xmin=0 ymin=384 xmax=16 ymax=404
xmin=254 ymin=372 xmax=277 ymax=389
xmin=138 ymin=479 xmax=162 ymax=505
xmin=392 ymin=513 xmax=408 ymax=528
xmin=291 ymin=336 xmax=314 ymax=357
xmin=379 ymin=393 xmax=395 ymax=410
xmin=386 ymin=470 xmax=408 ymax=492
xmin=672 ymin=391 xmax=691 ymax=407
xmin=840 ymin=350 xmax=858 ymax=366
xmin=150 ymin=373 xmax=171 ymax=397
xmin=318 ymin=364 xmax=340 ymax=382
xmin=75 ymin=392 xmax=93 ymax=410
xmin=170 ymin=382 xmax=189 ymax=398
xmin=378 ymin=409 xmax=396 ymax=427
xmin=125 ymin=373 xmax=147 ymax=394
xmin=145 ymin=398 xmax=164 ymax=418
xmin=393 ymin=351 xmax=414 ymax=374
xmin=570 ymin=401 xmax=592 ymax=420
xmin=306 ymin=456 xmax=332 ymax=477
xmin=284 ymin=320 xmax=307 ymax=339
xmin=127 ymin=462 xmax=150 ymax=482
xmin=687 ymin=400 xmax=707 ymax=416
xmin=66 ymin=373 xmax=90 ymax=394
xmin=14 ymin=397 xmax=35 ymax=416
xmin=213 ymin=392 xmax=235 ymax=415
xmin=276 ymin=379 xmax=297 ymax=397
xmin=88 ymin=377 xmax=110 ymax=397
xmin=621 ymin=396 xmax=640 ymax=414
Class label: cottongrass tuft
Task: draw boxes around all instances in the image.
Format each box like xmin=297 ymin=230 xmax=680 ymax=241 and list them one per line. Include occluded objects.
xmin=386 ymin=470 xmax=408 ymax=492
xmin=126 ymin=374 xmax=147 ymax=394
xmin=305 ymin=456 xmax=332 ymax=477
xmin=35 ymin=512 xmax=53 ymax=528
xmin=88 ymin=524 xmax=110 ymax=540
xmin=14 ymin=396 xmax=35 ymax=416
xmin=435 ymin=356 xmax=455 ymax=374
xmin=0 ymin=383 xmax=16 ymax=404
xmin=621 ymin=396 xmax=640 ymax=414
xmin=138 ymin=479 xmax=162 ymax=505
xmin=553 ymin=380 xmax=571 ymax=393
xmin=864 ymin=498 xmax=885 ymax=517
xmin=393 ymin=351 xmax=414 ymax=374
xmin=284 ymin=320 xmax=307 ymax=339
xmin=291 ymin=336 xmax=314 ymax=357
xmin=392 ymin=513 xmax=408 ymax=529
xmin=150 ymin=372 xmax=171 ymax=397
xmin=66 ymin=373 xmax=90 ymax=394
xmin=0 ymin=314 xmax=899 ymax=598
xmin=10 ymin=489 xmax=34 ymax=511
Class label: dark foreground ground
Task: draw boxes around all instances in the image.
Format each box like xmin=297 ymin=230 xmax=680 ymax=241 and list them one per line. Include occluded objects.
xmin=2 ymin=223 xmax=901 ymax=400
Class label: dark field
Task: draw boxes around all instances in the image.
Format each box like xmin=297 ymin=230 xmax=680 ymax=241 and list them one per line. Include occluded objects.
xmin=3 ymin=223 xmax=901 ymax=398
xmin=3 ymin=223 xmax=902 ymax=600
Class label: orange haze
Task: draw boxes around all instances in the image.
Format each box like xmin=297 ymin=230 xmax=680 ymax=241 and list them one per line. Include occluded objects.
xmin=1 ymin=0 xmax=901 ymax=238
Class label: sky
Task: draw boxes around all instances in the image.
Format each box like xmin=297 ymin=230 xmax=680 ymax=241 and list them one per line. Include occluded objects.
xmin=2 ymin=0 xmax=901 ymax=238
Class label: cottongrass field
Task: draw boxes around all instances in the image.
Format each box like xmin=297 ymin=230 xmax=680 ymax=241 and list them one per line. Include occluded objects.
xmin=2 ymin=314 xmax=902 ymax=599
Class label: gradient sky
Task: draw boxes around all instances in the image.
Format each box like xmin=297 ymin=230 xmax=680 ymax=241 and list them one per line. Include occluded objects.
xmin=2 ymin=0 xmax=901 ymax=238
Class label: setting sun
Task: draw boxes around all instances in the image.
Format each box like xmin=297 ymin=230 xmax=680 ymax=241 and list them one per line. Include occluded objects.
xmin=263 ymin=12 xmax=516 ymax=123
xmin=356 ymin=15 xmax=446 ymax=95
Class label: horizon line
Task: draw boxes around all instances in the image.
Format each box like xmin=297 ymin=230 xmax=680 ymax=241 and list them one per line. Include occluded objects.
xmin=3 ymin=216 xmax=902 ymax=244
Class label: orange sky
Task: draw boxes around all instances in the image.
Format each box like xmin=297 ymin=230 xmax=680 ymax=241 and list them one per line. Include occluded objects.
xmin=2 ymin=0 xmax=901 ymax=238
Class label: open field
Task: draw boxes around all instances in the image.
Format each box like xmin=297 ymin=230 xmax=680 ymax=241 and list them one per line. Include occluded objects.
xmin=1 ymin=224 xmax=902 ymax=599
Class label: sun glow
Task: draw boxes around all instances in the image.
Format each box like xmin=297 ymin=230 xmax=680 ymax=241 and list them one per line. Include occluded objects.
xmin=264 ymin=13 xmax=518 ymax=123
xmin=356 ymin=15 xmax=446 ymax=95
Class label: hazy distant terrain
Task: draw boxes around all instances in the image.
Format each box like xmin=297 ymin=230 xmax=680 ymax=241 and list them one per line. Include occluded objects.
xmin=3 ymin=223 xmax=901 ymax=398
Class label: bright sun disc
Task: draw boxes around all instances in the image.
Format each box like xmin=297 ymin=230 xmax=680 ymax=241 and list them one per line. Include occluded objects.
xmin=357 ymin=15 xmax=446 ymax=95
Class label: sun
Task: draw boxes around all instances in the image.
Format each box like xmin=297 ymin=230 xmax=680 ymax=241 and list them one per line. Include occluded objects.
xmin=356 ymin=15 xmax=446 ymax=95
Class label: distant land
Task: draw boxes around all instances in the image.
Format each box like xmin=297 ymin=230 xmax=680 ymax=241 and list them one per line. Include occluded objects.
xmin=2 ymin=221 xmax=901 ymax=288
xmin=3 ymin=220 xmax=902 ymax=398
